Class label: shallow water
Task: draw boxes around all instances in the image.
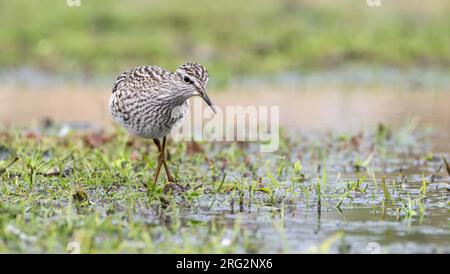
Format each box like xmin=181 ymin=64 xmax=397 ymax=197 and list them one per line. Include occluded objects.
xmin=1 ymin=85 xmax=449 ymax=253
xmin=190 ymin=151 xmax=449 ymax=253
xmin=1 ymin=85 xmax=449 ymax=138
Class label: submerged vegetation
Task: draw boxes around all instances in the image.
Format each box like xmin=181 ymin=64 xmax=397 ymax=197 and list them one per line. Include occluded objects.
xmin=0 ymin=121 xmax=448 ymax=253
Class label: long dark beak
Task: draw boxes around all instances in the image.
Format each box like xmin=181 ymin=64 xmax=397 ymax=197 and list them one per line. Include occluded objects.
xmin=198 ymin=88 xmax=217 ymax=114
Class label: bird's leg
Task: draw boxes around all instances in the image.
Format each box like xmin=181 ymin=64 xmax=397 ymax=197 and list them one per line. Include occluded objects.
xmin=153 ymin=138 xmax=162 ymax=153
xmin=152 ymin=138 xmax=174 ymax=183
xmin=161 ymin=136 xmax=175 ymax=182
xmin=152 ymin=138 xmax=163 ymax=184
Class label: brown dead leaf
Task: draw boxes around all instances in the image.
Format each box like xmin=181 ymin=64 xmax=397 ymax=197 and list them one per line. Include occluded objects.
xmin=24 ymin=131 xmax=41 ymax=141
xmin=186 ymin=142 xmax=204 ymax=154
xmin=83 ymin=132 xmax=111 ymax=148
xmin=350 ymin=133 xmax=363 ymax=149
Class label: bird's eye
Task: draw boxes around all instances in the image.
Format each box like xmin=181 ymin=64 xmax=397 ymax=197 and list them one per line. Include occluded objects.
xmin=183 ymin=76 xmax=192 ymax=84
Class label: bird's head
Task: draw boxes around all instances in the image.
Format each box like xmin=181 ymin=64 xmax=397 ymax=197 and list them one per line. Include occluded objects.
xmin=175 ymin=62 xmax=216 ymax=113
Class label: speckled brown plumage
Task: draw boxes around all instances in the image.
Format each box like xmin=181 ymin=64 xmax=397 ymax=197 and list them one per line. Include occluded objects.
xmin=108 ymin=63 xmax=215 ymax=184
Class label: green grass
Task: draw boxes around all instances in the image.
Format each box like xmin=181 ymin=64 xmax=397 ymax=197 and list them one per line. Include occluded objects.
xmin=0 ymin=122 xmax=448 ymax=253
xmin=1 ymin=0 xmax=450 ymax=84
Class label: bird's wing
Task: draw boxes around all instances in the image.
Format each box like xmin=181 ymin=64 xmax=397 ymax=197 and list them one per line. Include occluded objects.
xmin=112 ymin=66 xmax=172 ymax=94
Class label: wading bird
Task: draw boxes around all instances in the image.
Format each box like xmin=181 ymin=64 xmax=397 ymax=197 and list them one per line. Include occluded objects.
xmin=109 ymin=63 xmax=216 ymax=185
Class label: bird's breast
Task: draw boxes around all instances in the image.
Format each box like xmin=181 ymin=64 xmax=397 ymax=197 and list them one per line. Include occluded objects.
xmin=109 ymin=91 xmax=190 ymax=139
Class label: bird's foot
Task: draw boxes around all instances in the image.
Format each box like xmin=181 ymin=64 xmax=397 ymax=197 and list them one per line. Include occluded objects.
xmin=167 ymin=174 xmax=175 ymax=183
xmin=163 ymin=182 xmax=183 ymax=195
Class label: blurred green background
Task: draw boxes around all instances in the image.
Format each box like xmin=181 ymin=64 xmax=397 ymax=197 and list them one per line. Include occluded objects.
xmin=1 ymin=0 xmax=449 ymax=84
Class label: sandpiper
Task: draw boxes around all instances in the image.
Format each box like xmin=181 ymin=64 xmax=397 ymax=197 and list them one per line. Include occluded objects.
xmin=109 ymin=63 xmax=216 ymax=185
